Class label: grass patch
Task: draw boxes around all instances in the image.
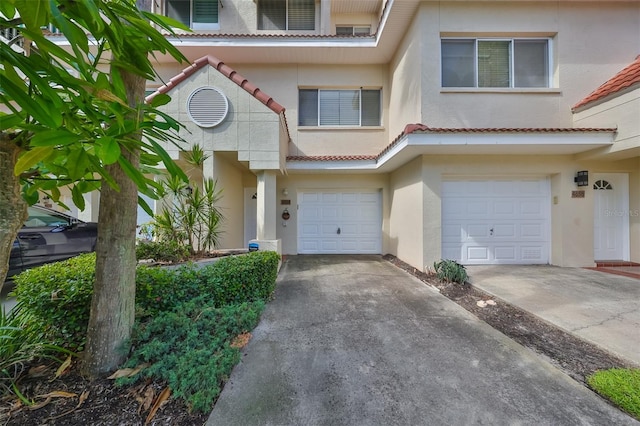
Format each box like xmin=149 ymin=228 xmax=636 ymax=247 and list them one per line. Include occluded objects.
xmin=587 ymin=368 xmax=640 ymax=419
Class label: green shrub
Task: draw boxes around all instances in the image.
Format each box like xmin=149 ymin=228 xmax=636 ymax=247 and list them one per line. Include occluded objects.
xmin=136 ymin=240 xmax=190 ymax=263
xmin=120 ymin=300 xmax=265 ymax=412
xmin=587 ymin=368 xmax=640 ymax=419
xmin=433 ymin=259 xmax=468 ymax=284
xmin=12 ymin=253 xmax=96 ymax=351
xmin=136 ymin=251 xmax=279 ymax=316
xmin=11 ymin=250 xmax=279 ymax=364
xmin=135 ymin=264 xmax=201 ymax=317
xmin=198 ymin=251 xmax=280 ymax=306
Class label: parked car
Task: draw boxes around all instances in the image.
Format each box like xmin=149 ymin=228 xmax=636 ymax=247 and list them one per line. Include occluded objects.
xmin=8 ymin=205 xmax=98 ymax=278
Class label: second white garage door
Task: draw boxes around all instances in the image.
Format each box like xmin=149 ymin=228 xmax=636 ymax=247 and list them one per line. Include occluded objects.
xmin=298 ymin=190 xmax=382 ymax=254
xmin=442 ymin=179 xmax=550 ymax=264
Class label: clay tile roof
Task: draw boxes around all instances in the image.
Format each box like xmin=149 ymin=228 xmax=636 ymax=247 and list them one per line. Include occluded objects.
xmin=573 ymin=55 xmax=640 ymax=111
xmin=146 ymin=55 xmax=285 ymax=115
xmin=287 ymin=155 xmax=377 ymax=162
xmin=286 ymin=124 xmax=616 ymax=163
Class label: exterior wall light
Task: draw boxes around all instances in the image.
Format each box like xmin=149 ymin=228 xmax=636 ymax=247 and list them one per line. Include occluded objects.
xmin=574 ymin=171 xmax=588 ymax=187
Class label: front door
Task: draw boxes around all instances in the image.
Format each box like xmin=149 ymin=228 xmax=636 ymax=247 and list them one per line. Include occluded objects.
xmin=593 ymin=173 xmax=629 ymax=261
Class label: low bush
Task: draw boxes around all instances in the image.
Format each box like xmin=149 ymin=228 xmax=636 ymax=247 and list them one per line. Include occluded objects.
xmin=587 ymin=368 xmax=640 ymax=420
xmin=136 ymin=240 xmax=190 ymax=263
xmin=13 ymin=251 xmax=280 ymax=351
xmin=120 ymin=300 xmax=265 ymax=412
xmin=198 ymin=251 xmax=280 ymax=305
xmin=135 ymin=264 xmax=201 ymax=317
xmin=12 ymin=253 xmax=96 ymax=351
xmin=433 ymin=259 xmax=468 ymax=284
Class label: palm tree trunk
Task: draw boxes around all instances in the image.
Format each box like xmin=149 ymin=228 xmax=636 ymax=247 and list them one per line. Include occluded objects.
xmin=82 ymin=70 xmax=144 ymax=377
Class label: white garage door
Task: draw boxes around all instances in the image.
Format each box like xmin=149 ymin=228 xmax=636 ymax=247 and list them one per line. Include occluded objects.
xmin=298 ymin=191 xmax=382 ymax=254
xmin=442 ymin=179 xmax=550 ymax=264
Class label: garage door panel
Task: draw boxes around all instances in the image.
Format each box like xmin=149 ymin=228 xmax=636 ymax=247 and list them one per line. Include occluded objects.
xmin=322 ymin=193 xmax=339 ymax=203
xmin=467 ymin=247 xmax=490 ymax=261
xmin=494 ymin=201 xmax=516 ymax=215
xmin=467 ymin=224 xmax=490 ymax=239
xmin=493 ymin=224 xmax=516 ymax=238
xmin=298 ymin=190 xmax=382 ymax=254
xmin=522 ymin=246 xmax=545 ymax=261
xmin=340 ymin=224 xmax=359 ymax=235
xmin=442 ymin=179 xmax=550 ymax=265
xmin=521 ymin=223 xmax=545 ymax=238
xmin=494 ymin=246 xmax=516 ymax=261
xmin=468 ymin=201 xmax=490 ymax=216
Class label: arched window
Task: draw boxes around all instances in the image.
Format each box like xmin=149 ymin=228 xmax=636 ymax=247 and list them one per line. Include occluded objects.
xmin=593 ymin=180 xmax=613 ymax=190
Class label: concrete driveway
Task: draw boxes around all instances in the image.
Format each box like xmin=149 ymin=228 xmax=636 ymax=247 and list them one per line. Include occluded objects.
xmin=468 ymin=265 xmax=640 ymax=366
xmin=208 ymin=255 xmax=636 ymax=425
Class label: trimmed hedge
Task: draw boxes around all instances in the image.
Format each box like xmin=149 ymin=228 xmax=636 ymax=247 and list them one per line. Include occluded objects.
xmin=13 ymin=251 xmax=280 ymax=350
xmin=12 ymin=253 xmax=96 ymax=351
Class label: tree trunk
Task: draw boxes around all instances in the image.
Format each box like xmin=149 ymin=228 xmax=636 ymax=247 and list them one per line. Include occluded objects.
xmin=0 ymin=133 xmax=28 ymax=290
xmin=82 ymin=70 xmax=145 ymax=377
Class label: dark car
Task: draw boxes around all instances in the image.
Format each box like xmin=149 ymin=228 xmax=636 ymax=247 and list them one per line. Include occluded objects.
xmin=8 ymin=205 xmax=98 ymax=278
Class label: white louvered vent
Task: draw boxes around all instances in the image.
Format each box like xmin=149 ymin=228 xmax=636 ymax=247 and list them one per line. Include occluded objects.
xmin=187 ymin=86 xmax=229 ymax=128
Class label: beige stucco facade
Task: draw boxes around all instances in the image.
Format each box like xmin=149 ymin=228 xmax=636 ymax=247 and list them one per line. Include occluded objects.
xmin=44 ymin=1 xmax=639 ymax=271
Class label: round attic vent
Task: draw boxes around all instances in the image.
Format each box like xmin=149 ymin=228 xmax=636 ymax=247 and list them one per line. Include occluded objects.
xmin=187 ymin=86 xmax=229 ymax=128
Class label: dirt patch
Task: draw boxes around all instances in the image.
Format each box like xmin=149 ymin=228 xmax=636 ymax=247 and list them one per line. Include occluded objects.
xmin=1 ymin=364 xmax=209 ymax=425
xmin=384 ymin=254 xmax=636 ymax=383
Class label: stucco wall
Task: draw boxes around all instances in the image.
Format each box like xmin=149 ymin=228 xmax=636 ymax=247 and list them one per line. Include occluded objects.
xmin=418 ymin=1 xmax=640 ymax=128
xmin=573 ymin=88 xmax=640 ymax=159
xmin=155 ymin=65 xmax=282 ymax=170
xmin=388 ymin=7 xmax=423 ymax=140
xmin=389 ymin=157 xmax=424 ymax=269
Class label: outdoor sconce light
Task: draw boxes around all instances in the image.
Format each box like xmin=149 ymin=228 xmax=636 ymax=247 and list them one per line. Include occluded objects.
xmin=574 ymin=171 xmax=588 ymax=187
xmin=282 ymin=188 xmax=288 ymax=196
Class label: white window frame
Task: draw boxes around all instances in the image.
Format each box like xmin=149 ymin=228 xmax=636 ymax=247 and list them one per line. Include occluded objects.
xmin=258 ymin=0 xmax=316 ymax=31
xmin=441 ymin=37 xmax=553 ymax=89
xmin=298 ymin=88 xmax=382 ymax=127
xmin=165 ymin=0 xmax=220 ymax=31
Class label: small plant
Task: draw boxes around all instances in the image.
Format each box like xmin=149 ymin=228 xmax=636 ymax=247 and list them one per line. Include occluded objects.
xmin=136 ymin=240 xmax=190 ymax=263
xmin=587 ymin=368 xmax=640 ymax=420
xmin=152 ymin=176 xmax=224 ymax=255
xmin=0 ymin=306 xmax=72 ymax=400
xmin=433 ymin=259 xmax=468 ymax=284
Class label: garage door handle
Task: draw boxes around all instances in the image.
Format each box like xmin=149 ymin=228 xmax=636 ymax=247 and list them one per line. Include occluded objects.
xmin=490 ymin=228 xmax=494 ymax=236
xmin=337 ymin=227 xmax=341 ymax=235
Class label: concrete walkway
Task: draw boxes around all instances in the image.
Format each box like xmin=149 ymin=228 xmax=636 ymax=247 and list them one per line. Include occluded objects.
xmin=468 ymin=265 xmax=640 ymax=367
xmin=208 ymin=255 xmax=637 ymax=425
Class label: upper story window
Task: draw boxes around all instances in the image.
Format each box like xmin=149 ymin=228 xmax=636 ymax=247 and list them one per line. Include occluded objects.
xmin=166 ymin=0 xmax=219 ymax=30
xmin=258 ymin=0 xmax=315 ymax=31
xmin=442 ymin=38 xmax=550 ymax=88
xmin=336 ymin=26 xmax=371 ymax=36
xmin=299 ymin=89 xmax=381 ymax=127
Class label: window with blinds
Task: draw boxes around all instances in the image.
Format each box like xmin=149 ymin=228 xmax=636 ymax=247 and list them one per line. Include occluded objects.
xmin=336 ymin=26 xmax=371 ymax=36
xmin=166 ymin=0 xmax=219 ymax=30
xmin=441 ymin=38 xmax=550 ymax=88
xmin=258 ymin=0 xmax=315 ymax=30
xmin=298 ymin=89 xmax=381 ymax=127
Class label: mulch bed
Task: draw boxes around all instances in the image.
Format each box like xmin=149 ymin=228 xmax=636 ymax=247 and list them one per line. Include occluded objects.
xmin=383 ymin=254 xmax=637 ymax=383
